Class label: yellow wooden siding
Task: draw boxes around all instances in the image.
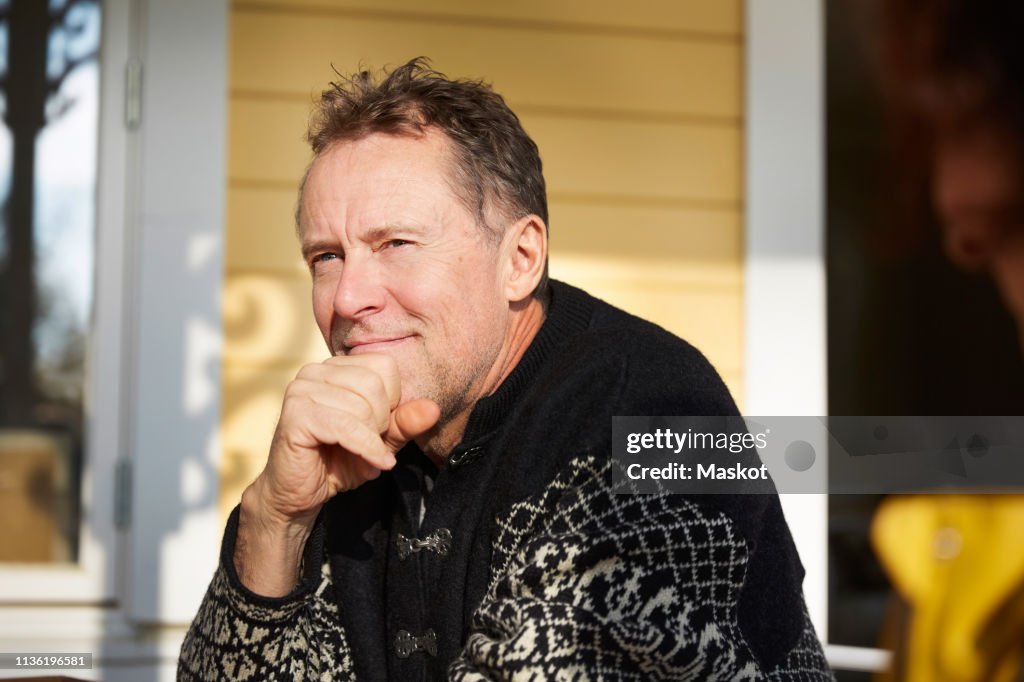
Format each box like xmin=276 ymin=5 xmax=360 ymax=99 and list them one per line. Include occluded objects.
xmin=238 ymin=0 xmax=741 ymax=37
xmin=221 ymin=0 xmax=745 ymax=517
xmin=231 ymin=11 xmax=739 ymax=119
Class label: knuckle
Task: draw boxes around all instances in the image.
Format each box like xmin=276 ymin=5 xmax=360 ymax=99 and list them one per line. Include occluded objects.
xmin=286 ymin=378 xmax=312 ymax=396
xmin=323 ymin=363 xmax=370 ymax=387
xmin=295 ymin=362 xmax=322 ymax=379
xmin=339 ymin=369 xmax=389 ymax=410
xmin=280 ymin=392 xmax=303 ymax=413
xmin=363 ymin=373 xmax=388 ymax=405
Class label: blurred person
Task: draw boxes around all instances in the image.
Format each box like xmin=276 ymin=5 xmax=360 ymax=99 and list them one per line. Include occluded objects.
xmin=177 ymin=59 xmax=832 ymax=680
xmin=871 ymin=2 xmax=1024 ymax=680
xmin=882 ymin=0 xmax=1024 ymax=344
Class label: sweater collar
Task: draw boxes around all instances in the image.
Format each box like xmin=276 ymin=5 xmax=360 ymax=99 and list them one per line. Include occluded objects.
xmin=455 ymin=280 xmax=594 ymax=450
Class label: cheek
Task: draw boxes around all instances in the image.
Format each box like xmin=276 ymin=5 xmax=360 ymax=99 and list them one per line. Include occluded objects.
xmin=398 ymin=253 xmax=497 ymax=313
xmin=311 ymin=282 xmax=335 ymax=336
xmin=934 ymin=127 xmax=1021 ymax=207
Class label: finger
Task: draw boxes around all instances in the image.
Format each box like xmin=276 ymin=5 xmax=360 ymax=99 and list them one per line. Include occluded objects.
xmin=383 ymin=399 xmax=441 ymax=452
xmin=323 ymin=446 xmax=382 ymax=492
xmin=323 ymin=353 xmax=401 ymax=407
xmin=296 ymin=364 xmax=391 ymax=417
xmin=288 ymin=378 xmax=389 ymax=432
xmin=299 ymin=401 xmax=396 ymax=469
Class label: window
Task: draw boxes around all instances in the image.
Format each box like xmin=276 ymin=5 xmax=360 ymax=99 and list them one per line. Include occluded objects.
xmin=825 ymin=0 xmax=1024 ymax=657
xmin=0 ymin=0 xmax=122 ymax=602
xmin=0 ymin=0 xmax=227 ymax=634
xmin=0 ymin=0 xmax=101 ymax=568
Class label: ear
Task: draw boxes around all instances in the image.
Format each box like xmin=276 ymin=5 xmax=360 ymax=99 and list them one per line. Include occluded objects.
xmin=500 ymin=214 xmax=548 ymax=303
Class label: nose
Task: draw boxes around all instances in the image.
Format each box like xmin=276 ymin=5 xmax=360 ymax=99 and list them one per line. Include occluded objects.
xmin=942 ymin=218 xmax=1001 ymax=271
xmin=332 ymin=249 xmax=386 ymax=321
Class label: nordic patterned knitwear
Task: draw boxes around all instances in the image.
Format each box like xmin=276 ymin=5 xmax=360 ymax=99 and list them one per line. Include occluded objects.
xmin=179 ymin=455 xmax=832 ymax=680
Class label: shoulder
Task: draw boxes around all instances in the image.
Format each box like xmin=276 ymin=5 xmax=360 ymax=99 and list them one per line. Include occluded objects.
xmin=494 ymin=280 xmax=740 ymax=484
xmin=495 ymin=282 xmax=755 ymax=534
xmin=542 ymin=281 xmax=739 ymax=418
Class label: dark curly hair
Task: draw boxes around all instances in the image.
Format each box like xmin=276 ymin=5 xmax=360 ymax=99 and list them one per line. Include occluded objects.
xmin=299 ymin=57 xmax=549 ymax=300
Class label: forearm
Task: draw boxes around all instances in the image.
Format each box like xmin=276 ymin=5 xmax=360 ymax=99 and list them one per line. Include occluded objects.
xmin=235 ymin=479 xmax=316 ymax=597
xmin=179 ymin=507 xmax=356 ymax=681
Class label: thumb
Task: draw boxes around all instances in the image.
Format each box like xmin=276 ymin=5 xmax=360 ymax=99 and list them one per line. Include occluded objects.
xmin=383 ymin=399 xmax=441 ymax=452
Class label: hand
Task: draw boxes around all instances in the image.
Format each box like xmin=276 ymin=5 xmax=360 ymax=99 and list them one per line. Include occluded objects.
xmin=256 ymin=353 xmax=439 ymax=524
xmin=236 ymin=354 xmax=440 ymax=595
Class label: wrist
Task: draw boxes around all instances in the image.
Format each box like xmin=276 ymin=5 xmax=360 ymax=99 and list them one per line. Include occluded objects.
xmin=240 ymin=477 xmax=316 ymax=541
xmin=234 ymin=480 xmax=315 ymax=596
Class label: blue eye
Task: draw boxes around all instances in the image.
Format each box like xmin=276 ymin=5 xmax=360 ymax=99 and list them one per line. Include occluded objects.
xmin=309 ymin=252 xmax=342 ymax=273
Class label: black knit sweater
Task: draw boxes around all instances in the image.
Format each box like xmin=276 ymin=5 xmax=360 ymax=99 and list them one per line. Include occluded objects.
xmin=179 ymin=280 xmax=833 ymax=681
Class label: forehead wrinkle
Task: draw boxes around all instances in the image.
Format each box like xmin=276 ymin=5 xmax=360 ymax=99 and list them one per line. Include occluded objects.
xmin=304 ymin=191 xmax=445 ymax=253
xmin=378 ymin=151 xmax=461 ymax=226
xmin=374 ymin=127 xmax=479 ymax=229
xmin=299 ymin=130 xmax=477 ymax=246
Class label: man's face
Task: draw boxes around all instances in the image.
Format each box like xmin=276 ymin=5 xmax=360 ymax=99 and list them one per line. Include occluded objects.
xmin=299 ymin=130 xmax=512 ymax=420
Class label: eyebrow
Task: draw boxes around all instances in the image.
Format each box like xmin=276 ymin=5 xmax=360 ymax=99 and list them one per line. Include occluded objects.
xmin=300 ymin=239 xmax=337 ymax=262
xmin=300 ymin=224 xmax=427 ymax=261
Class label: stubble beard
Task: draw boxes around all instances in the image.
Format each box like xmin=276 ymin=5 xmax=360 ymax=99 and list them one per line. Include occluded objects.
xmin=420 ymin=342 xmax=500 ymax=426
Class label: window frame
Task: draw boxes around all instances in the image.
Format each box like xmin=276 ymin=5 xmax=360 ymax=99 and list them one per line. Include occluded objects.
xmin=0 ymin=0 xmax=227 ymax=636
xmin=744 ymin=0 xmax=890 ymax=673
xmin=0 ymin=0 xmax=129 ymax=605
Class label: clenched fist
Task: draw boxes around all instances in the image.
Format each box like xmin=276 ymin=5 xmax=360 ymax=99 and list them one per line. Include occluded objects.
xmin=235 ymin=354 xmax=440 ymax=596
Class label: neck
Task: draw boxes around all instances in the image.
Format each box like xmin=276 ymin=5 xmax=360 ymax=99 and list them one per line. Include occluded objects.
xmin=418 ymin=296 xmax=547 ymax=466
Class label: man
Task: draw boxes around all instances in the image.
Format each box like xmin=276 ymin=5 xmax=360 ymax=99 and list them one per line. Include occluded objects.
xmin=179 ymin=58 xmax=831 ymax=680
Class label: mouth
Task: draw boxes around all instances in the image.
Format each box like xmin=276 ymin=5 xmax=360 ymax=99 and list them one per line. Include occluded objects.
xmin=342 ymin=335 xmax=414 ymax=355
